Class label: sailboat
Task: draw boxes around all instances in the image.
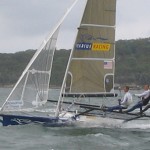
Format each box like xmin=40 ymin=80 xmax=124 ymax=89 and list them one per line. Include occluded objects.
xmin=0 ymin=0 xmax=149 ymax=127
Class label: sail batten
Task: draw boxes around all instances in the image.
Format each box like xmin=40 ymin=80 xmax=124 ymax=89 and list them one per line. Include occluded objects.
xmin=72 ymin=58 xmax=114 ymax=61
xmin=81 ymin=24 xmax=115 ymax=28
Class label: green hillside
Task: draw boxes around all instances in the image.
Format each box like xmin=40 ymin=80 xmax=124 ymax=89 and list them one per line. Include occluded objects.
xmin=0 ymin=38 xmax=149 ymax=87
xmin=115 ymin=38 xmax=150 ymax=85
xmin=0 ymin=49 xmax=70 ymax=87
xmin=0 ymin=50 xmax=35 ymax=86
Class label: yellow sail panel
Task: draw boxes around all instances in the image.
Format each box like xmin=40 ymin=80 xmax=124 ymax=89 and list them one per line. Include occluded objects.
xmin=82 ymin=0 xmax=116 ymax=26
xmin=67 ymin=60 xmax=114 ymax=93
xmin=73 ymin=23 xmax=115 ymax=58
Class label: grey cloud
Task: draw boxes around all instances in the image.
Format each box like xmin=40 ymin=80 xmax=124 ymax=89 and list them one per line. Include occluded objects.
xmin=0 ymin=0 xmax=150 ymax=53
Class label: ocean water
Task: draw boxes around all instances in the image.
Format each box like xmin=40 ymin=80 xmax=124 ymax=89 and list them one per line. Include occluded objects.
xmin=0 ymin=88 xmax=150 ymax=150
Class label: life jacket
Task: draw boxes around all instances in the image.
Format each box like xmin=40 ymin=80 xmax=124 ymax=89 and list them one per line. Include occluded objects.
xmin=142 ymin=94 xmax=150 ymax=106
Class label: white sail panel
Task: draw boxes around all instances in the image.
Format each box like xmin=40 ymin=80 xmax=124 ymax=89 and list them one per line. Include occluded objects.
xmin=2 ymin=28 xmax=59 ymax=111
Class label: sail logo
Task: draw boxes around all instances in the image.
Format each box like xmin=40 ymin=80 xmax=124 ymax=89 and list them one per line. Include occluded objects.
xmin=75 ymin=42 xmax=110 ymax=51
xmin=6 ymin=100 xmax=23 ymax=108
xmin=75 ymin=43 xmax=92 ymax=50
xmin=80 ymin=34 xmax=108 ymax=42
xmin=92 ymin=43 xmax=110 ymax=51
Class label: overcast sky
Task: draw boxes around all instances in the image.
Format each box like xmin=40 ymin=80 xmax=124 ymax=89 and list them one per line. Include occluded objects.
xmin=0 ymin=0 xmax=150 ymax=53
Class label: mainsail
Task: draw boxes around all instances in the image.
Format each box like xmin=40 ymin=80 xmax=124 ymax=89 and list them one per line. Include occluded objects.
xmin=64 ymin=0 xmax=116 ymax=96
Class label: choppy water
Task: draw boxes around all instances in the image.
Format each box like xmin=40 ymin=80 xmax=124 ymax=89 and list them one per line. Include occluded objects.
xmin=1 ymin=88 xmax=150 ymax=150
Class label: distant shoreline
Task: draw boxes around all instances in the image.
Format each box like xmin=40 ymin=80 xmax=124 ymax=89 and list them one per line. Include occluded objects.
xmin=0 ymin=84 xmax=142 ymax=90
xmin=0 ymin=84 xmax=61 ymax=89
xmin=0 ymin=84 xmax=14 ymax=88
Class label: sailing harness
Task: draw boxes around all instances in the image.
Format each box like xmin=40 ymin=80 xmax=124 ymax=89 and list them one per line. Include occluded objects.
xmin=137 ymin=91 xmax=150 ymax=113
xmin=142 ymin=91 xmax=150 ymax=106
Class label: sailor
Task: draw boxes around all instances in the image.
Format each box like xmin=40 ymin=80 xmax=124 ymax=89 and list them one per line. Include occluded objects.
xmin=102 ymin=86 xmax=132 ymax=112
xmin=124 ymin=85 xmax=150 ymax=113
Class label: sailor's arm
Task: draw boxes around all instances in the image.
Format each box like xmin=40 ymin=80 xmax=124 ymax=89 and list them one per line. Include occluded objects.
xmin=134 ymin=91 xmax=149 ymax=98
xmin=121 ymin=94 xmax=128 ymax=105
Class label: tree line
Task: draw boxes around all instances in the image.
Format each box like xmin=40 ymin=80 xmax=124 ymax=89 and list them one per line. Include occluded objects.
xmin=0 ymin=38 xmax=150 ymax=87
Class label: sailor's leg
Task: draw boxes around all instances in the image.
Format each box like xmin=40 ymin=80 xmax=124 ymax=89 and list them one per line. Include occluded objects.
xmin=141 ymin=104 xmax=150 ymax=113
xmin=140 ymin=105 xmax=142 ymax=114
xmin=107 ymin=105 xmax=121 ymax=112
xmin=126 ymin=102 xmax=142 ymax=113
